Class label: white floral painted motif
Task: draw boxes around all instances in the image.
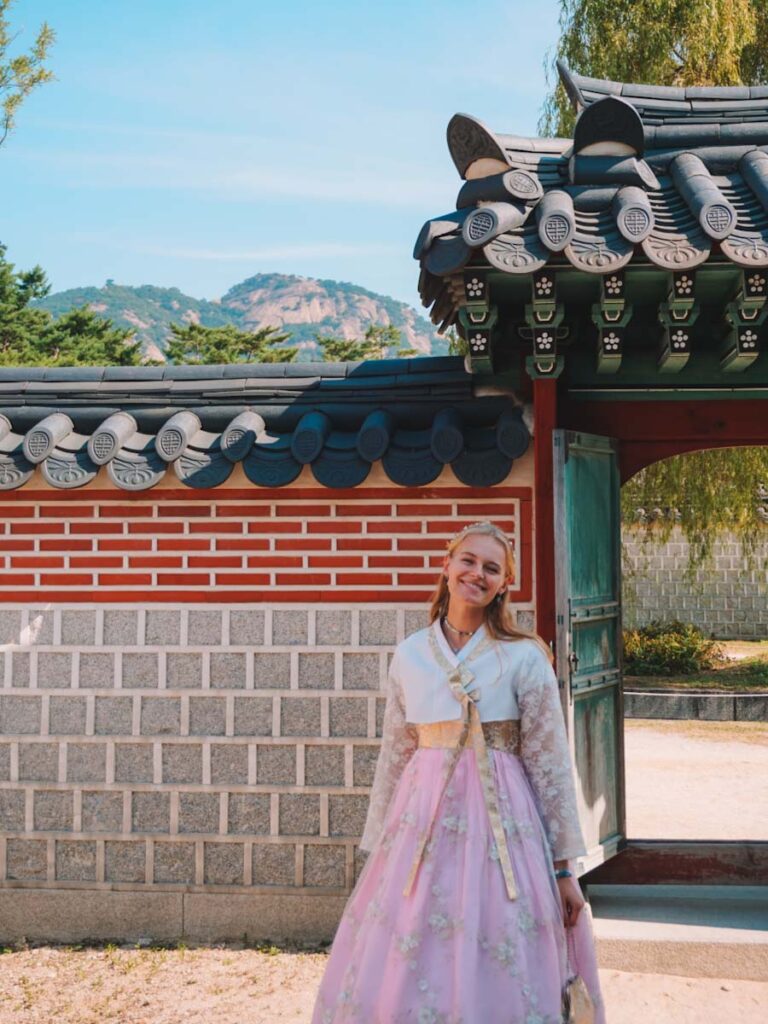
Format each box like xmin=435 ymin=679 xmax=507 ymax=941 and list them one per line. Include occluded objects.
xmin=440 ymin=814 xmax=468 ymax=836
xmin=396 ymin=932 xmax=420 ymax=954
xmin=676 ymin=274 xmax=693 ymax=295
xmin=428 ymin=912 xmax=464 ymax=940
xmin=502 ymin=814 xmax=536 ymax=842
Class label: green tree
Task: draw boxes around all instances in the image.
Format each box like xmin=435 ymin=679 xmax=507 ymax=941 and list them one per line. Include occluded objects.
xmin=42 ymin=307 xmax=141 ymax=366
xmin=0 ymin=0 xmax=55 ymax=146
xmin=164 ymin=321 xmax=297 ymax=364
xmin=316 ymin=323 xmax=420 ymax=361
xmin=446 ymin=327 xmax=468 ymax=357
xmin=622 ymin=448 xmax=768 ymax=576
xmin=0 ymin=245 xmax=141 ymax=366
xmin=542 ymin=0 xmax=768 ymax=574
xmin=541 ymin=0 xmax=761 ymax=136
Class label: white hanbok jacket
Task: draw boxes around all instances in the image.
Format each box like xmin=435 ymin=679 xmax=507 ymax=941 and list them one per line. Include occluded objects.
xmin=359 ymin=620 xmax=587 ymax=862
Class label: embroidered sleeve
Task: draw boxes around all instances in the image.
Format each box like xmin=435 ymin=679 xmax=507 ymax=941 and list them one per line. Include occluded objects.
xmin=517 ymin=642 xmax=587 ymax=861
xmin=358 ymin=647 xmax=418 ymax=853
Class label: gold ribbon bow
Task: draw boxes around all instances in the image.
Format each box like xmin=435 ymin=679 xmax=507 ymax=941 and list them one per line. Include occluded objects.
xmin=402 ymin=629 xmax=518 ymax=901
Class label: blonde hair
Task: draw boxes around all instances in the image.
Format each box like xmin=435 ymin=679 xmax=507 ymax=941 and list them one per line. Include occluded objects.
xmin=428 ymin=521 xmax=552 ymax=660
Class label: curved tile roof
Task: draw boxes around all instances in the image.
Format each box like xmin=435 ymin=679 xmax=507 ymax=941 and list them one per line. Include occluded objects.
xmin=0 ymin=359 xmax=529 ymax=491
xmin=416 ymin=65 xmax=768 ymax=329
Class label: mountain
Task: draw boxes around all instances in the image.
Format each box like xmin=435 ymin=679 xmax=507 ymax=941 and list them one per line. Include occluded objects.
xmin=34 ymin=273 xmax=448 ymax=361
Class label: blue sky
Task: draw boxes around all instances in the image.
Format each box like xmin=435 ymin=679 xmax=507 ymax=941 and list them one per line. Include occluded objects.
xmin=1 ymin=0 xmax=561 ymax=311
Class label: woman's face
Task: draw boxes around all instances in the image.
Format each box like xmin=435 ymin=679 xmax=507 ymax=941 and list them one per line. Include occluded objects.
xmin=442 ymin=534 xmax=511 ymax=610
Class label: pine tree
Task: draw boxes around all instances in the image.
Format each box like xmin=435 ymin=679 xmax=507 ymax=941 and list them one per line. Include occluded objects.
xmin=316 ymin=324 xmax=420 ymax=361
xmin=0 ymin=245 xmax=141 ymax=366
xmin=164 ymin=322 xmax=297 ymax=364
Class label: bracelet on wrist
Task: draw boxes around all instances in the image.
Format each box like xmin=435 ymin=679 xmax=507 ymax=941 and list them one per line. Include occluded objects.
xmin=555 ymin=868 xmax=573 ymax=880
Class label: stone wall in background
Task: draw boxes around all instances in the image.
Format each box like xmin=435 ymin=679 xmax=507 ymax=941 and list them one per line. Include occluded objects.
xmin=622 ymin=527 xmax=768 ymax=638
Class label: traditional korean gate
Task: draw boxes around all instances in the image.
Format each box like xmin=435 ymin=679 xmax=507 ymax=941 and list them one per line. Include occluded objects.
xmin=553 ymin=431 xmax=625 ymax=874
xmin=414 ymin=63 xmax=768 ymax=886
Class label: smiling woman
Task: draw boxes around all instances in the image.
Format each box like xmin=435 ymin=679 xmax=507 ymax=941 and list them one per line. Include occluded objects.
xmin=311 ymin=521 xmax=605 ymax=1024
xmin=435 ymin=521 xmax=536 ymax=650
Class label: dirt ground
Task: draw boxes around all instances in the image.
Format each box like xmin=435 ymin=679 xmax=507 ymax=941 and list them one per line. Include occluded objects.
xmin=0 ymin=946 xmax=766 ymax=1024
xmin=624 ymin=718 xmax=768 ymax=840
xmin=1 ymin=719 xmax=766 ymax=1023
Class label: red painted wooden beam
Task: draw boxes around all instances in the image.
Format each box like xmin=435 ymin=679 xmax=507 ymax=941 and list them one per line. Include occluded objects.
xmin=581 ymin=839 xmax=768 ymax=886
xmin=533 ymin=378 xmax=558 ymax=646
xmin=560 ymin=398 xmax=768 ymax=481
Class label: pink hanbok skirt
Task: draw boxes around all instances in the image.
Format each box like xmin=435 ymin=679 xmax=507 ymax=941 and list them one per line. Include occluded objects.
xmin=312 ymin=747 xmax=606 ymax=1023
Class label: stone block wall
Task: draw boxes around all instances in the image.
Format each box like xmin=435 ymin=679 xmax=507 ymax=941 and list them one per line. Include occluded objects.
xmin=622 ymin=527 xmax=768 ymax=638
xmin=0 ymin=607 xmax=423 ymax=894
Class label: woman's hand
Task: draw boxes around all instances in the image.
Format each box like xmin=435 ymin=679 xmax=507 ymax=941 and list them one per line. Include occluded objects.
xmin=556 ymin=875 xmax=585 ymax=928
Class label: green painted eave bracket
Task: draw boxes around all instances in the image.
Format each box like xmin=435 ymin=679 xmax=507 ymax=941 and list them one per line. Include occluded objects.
xmin=525 ymin=354 xmax=565 ymax=380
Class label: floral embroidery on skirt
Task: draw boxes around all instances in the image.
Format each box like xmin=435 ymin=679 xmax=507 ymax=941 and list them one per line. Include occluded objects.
xmin=312 ymin=748 xmax=605 ymax=1024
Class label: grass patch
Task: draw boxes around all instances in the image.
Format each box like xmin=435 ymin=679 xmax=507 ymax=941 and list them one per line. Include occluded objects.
xmin=625 ymin=658 xmax=768 ymax=693
xmin=625 ymin=639 xmax=768 ymax=692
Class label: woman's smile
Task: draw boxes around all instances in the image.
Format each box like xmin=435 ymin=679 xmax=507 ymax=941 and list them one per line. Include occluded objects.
xmin=459 ymin=578 xmax=486 ymax=596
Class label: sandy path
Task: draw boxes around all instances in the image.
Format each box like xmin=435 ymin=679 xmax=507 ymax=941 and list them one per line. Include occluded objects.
xmin=0 ymin=947 xmax=766 ymax=1023
xmin=601 ymin=969 xmax=768 ymax=1023
xmin=624 ymin=719 xmax=768 ymax=840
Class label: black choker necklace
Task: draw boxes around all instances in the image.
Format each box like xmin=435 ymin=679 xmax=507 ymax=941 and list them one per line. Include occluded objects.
xmin=443 ymin=617 xmax=477 ymax=637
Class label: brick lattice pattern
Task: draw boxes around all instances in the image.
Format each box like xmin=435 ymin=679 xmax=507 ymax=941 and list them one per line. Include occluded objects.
xmin=0 ymin=605 xmax=536 ymax=895
xmin=0 ymin=487 xmax=532 ymax=604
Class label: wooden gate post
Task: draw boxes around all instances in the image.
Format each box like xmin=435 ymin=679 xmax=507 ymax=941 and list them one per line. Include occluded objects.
xmin=533 ymin=377 xmax=558 ymax=648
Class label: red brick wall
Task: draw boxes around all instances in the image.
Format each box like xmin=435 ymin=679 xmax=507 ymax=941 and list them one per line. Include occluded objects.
xmin=0 ymin=486 xmax=532 ymax=603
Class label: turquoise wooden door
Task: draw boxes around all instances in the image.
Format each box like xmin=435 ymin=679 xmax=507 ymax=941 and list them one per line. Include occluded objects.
xmin=553 ymin=430 xmax=626 ymax=873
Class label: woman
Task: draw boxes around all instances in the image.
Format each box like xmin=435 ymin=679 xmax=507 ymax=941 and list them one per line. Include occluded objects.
xmin=312 ymin=521 xmax=605 ymax=1023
